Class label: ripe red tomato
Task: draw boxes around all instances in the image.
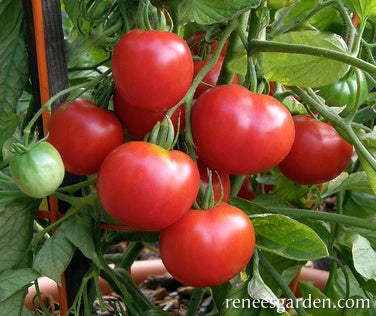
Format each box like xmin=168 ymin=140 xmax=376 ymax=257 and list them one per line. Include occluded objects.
xmin=198 ymin=163 xmax=230 ymax=203
xmin=278 ymin=115 xmax=353 ymax=185
xmin=113 ymin=89 xmax=186 ymax=140
xmin=159 ymin=202 xmax=255 ymax=287
xmin=191 ymin=85 xmax=295 ymax=175
xmin=97 ymin=141 xmax=200 ymax=231
xmin=193 ymin=55 xmax=238 ymax=98
xmin=112 ymin=29 xmax=193 ymax=111
xmin=47 ymin=98 xmax=124 ymax=175
xmin=237 ymin=177 xmax=274 ymax=200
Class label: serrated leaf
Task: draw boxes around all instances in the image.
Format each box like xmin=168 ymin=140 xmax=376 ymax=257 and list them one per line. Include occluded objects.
xmin=0 ymin=199 xmax=39 ymax=270
xmin=357 ymin=152 xmax=376 ymax=195
xmin=191 ymin=0 xmax=260 ymax=25
xmin=352 ymin=234 xmax=376 ymax=280
xmin=251 ymin=214 xmax=328 ymax=260
xmin=0 ymin=268 xmax=39 ymax=303
xmin=33 ymin=228 xmax=76 ymax=286
xmin=261 ymin=30 xmax=350 ymax=87
xmin=0 ymin=0 xmax=28 ymax=149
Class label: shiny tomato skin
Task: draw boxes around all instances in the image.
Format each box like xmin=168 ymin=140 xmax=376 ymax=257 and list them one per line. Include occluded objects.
xmin=113 ymin=89 xmax=186 ymax=140
xmin=193 ymin=55 xmax=238 ymax=98
xmin=159 ymin=202 xmax=255 ymax=287
xmin=47 ymin=98 xmax=124 ymax=175
xmin=278 ymin=115 xmax=353 ymax=185
xmin=97 ymin=141 xmax=200 ymax=231
xmin=112 ymin=29 xmax=193 ymax=111
xmin=10 ymin=142 xmax=65 ymax=198
xmin=191 ymin=85 xmax=295 ymax=175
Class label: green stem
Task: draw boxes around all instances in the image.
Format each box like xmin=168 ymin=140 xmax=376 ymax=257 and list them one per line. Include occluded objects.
xmin=258 ymin=250 xmax=307 ymax=316
xmin=183 ymin=19 xmax=238 ymax=145
xmin=118 ymin=241 xmax=144 ymax=270
xmin=249 ymin=40 xmax=376 ymax=76
xmin=265 ymin=206 xmax=376 ymax=231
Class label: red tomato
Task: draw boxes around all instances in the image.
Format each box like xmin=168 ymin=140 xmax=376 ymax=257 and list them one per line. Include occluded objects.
xmin=47 ymin=98 xmax=124 ymax=175
xmin=193 ymin=55 xmax=238 ymax=98
xmin=113 ymin=89 xmax=186 ymax=140
xmin=97 ymin=141 xmax=200 ymax=231
xmin=159 ymin=202 xmax=255 ymax=287
xmin=278 ymin=115 xmax=353 ymax=185
xmin=112 ymin=29 xmax=193 ymax=111
xmin=198 ymin=164 xmax=230 ymax=203
xmin=237 ymin=177 xmax=273 ymax=200
xmin=191 ymin=85 xmax=295 ymax=175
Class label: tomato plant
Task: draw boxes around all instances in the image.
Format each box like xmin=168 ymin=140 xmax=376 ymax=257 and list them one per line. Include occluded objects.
xmin=191 ymin=84 xmax=295 ymax=175
xmin=113 ymin=89 xmax=186 ymax=140
xmin=97 ymin=141 xmax=200 ymax=231
xmin=317 ymin=69 xmax=368 ymax=115
xmin=3 ymin=0 xmax=376 ymax=315
xmin=9 ymin=141 xmax=65 ymax=198
xmin=112 ymin=29 xmax=194 ymax=111
xmin=193 ymin=55 xmax=238 ymax=98
xmin=159 ymin=202 xmax=255 ymax=287
xmin=278 ymin=115 xmax=353 ymax=185
xmin=47 ymin=98 xmax=124 ymax=175
xmin=187 ymin=30 xmax=228 ymax=57
xmin=198 ymin=163 xmax=231 ymax=203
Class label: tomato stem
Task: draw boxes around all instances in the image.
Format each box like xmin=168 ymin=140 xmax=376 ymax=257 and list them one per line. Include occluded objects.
xmin=258 ymin=250 xmax=307 ymax=316
xmin=249 ymin=39 xmax=376 ymax=77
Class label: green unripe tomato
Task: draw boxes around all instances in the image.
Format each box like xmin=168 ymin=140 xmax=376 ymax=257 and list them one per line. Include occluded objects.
xmin=317 ymin=70 xmax=368 ymax=115
xmin=10 ymin=141 xmax=65 ymax=198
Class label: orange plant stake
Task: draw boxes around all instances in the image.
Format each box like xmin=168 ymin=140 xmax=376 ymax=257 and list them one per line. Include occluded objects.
xmin=31 ymin=0 xmax=68 ymax=314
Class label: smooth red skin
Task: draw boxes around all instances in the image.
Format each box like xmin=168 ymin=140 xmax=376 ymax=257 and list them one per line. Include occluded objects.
xmin=159 ymin=202 xmax=255 ymax=287
xmin=191 ymin=85 xmax=295 ymax=175
xmin=47 ymin=98 xmax=124 ymax=175
xmin=278 ymin=115 xmax=353 ymax=185
xmin=198 ymin=164 xmax=231 ymax=203
xmin=97 ymin=141 xmax=200 ymax=231
xmin=112 ymin=29 xmax=193 ymax=111
xmin=193 ymin=55 xmax=238 ymax=98
xmin=113 ymin=89 xmax=186 ymax=140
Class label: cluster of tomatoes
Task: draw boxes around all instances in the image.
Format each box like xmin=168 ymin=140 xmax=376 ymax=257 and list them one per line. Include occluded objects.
xmin=10 ymin=28 xmax=354 ymax=288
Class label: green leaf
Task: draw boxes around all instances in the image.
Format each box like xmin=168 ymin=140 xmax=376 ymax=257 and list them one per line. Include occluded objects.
xmin=0 ymin=290 xmax=26 ymax=316
xmin=352 ymin=234 xmax=376 ymax=280
xmin=322 ymin=172 xmax=374 ymax=198
xmin=0 ymin=0 xmax=28 ymax=149
xmin=251 ymin=214 xmax=328 ymax=260
xmin=33 ymin=227 xmax=76 ymax=286
xmin=0 ymin=199 xmax=38 ymax=270
xmin=298 ymin=281 xmax=337 ymax=315
xmin=270 ymin=0 xmax=319 ymax=37
xmin=0 ymin=268 xmax=39 ymax=303
xmin=343 ymin=0 xmax=376 ymax=22
xmin=248 ymin=252 xmax=286 ymax=314
xmin=61 ymin=206 xmax=103 ymax=268
xmin=191 ymin=0 xmax=260 ymax=25
xmin=357 ymin=151 xmax=376 ymax=195
xmin=261 ymin=30 xmax=350 ymax=87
